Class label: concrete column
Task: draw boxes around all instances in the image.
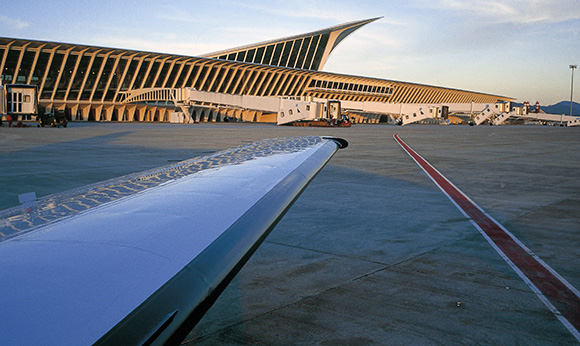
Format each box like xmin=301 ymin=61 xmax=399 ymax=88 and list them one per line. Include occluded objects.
xmin=81 ymin=105 xmax=91 ymax=121
xmin=137 ymin=106 xmax=147 ymax=122
xmin=234 ymin=109 xmax=243 ymax=121
xmin=116 ymin=105 xmax=126 ymax=122
xmin=104 ymin=106 xmax=115 ymax=121
xmin=126 ymin=105 xmax=136 ymax=122
xmin=93 ymin=105 xmax=103 ymax=121
xmin=69 ymin=104 xmax=80 ymax=121
xmin=147 ymin=107 xmax=157 ymax=122
xmin=158 ymin=108 xmax=167 ymax=122
xmin=241 ymin=110 xmax=253 ymax=122
xmin=217 ymin=109 xmax=227 ymax=122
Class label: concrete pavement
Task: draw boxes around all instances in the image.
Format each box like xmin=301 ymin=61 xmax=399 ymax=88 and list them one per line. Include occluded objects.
xmin=1 ymin=123 xmax=578 ymax=345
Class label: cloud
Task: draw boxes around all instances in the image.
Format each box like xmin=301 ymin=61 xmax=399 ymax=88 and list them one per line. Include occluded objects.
xmin=155 ymin=4 xmax=198 ymax=23
xmin=0 ymin=15 xmax=30 ymax=30
xmin=236 ymin=0 xmax=359 ymax=23
xmin=414 ymin=0 xmax=580 ymax=24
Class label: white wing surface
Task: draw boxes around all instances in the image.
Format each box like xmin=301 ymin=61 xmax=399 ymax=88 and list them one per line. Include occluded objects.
xmin=0 ymin=136 xmax=347 ymax=346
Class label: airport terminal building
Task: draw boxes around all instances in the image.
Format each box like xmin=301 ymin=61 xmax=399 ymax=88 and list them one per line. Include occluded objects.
xmin=0 ymin=18 xmax=512 ymax=123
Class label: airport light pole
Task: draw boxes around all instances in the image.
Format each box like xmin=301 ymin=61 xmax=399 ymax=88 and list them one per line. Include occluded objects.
xmin=571 ymin=65 xmax=577 ymax=117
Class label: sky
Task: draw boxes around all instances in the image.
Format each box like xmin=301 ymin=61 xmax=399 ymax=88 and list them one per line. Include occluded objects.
xmin=1 ymin=0 xmax=579 ymax=105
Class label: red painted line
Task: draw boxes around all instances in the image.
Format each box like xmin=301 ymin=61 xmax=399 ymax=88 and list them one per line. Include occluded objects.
xmin=394 ymin=133 xmax=580 ymax=341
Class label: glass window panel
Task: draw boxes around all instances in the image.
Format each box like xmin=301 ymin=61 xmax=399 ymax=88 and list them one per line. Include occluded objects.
xmin=120 ymin=59 xmax=138 ymax=91
xmin=215 ymin=68 xmax=232 ymax=93
xmin=132 ymin=60 xmax=150 ymax=89
xmin=31 ymin=52 xmax=50 ymax=85
xmin=105 ymin=58 xmax=127 ymax=101
xmin=279 ymin=41 xmax=294 ymax=67
xmin=80 ymin=56 xmax=103 ymax=100
xmin=2 ymin=49 xmax=21 ymax=82
xmin=271 ymin=43 xmax=284 ymax=66
xmin=311 ymin=34 xmax=329 ymax=70
xmin=41 ymin=53 xmax=64 ymax=99
xmin=175 ymin=62 xmax=191 ymax=88
xmin=210 ymin=67 xmax=226 ymax=92
xmin=194 ymin=65 xmax=209 ymax=89
xmin=93 ymin=57 xmax=115 ymax=100
xmin=144 ymin=61 xmax=160 ymax=87
xmin=226 ymin=69 xmax=242 ymax=94
xmin=202 ymin=66 xmax=218 ymax=90
xmin=255 ymin=71 xmax=271 ymax=95
xmin=54 ymin=54 xmax=79 ymax=99
xmin=154 ymin=61 xmax=172 ymax=87
xmin=68 ymin=54 xmax=90 ymax=99
xmin=304 ymin=35 xmax=319 ymax=69
xmin=245 ymin=49 xmax=255 ymax=63
xmin=184 ymin=64 xmax=199 ymax=88
xmin=296 ymin=37 xmax=310 ymax=68
xmin=233 ymin=70 xmax=250 ymax=94
xmin=249 ymin=71 xmax=263 ymax=94
xmin=255 ymin=47 xmax=265 ymax=64
xmin=263 ymin=45 xmax=274 ymax=64
xmin=235 ymin=51 xmax=246 ymax=62
xmin=19 ymin=51 xmax=36 ymax=84
xmin=164 ymin=61 xmax=181 ymax=88
xmin=288 ymin=39 xmax=303 ymax=68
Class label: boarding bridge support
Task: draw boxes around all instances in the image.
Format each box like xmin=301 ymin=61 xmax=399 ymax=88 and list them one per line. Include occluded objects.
xmin=339 ymin=100 xmax=463 ymax=125
xmin=472 ymin=105 xmax=495 ymax=125
xmin=122 ymin=88 xmax=341 ymax=125
xmin=519 ymin=113 xmax=580 ymax=127
xmin=120 ymin=87 xmax=513 ymax=126
xmin=567 ymin=117 xmax=580 ymax=127
xmin=470 ymin=102 xmax=522 ymax=125
xmin=474 ymin=102 xmax=580 ymax=126
xmin=120 ymin=88 xmax=194 ymax=122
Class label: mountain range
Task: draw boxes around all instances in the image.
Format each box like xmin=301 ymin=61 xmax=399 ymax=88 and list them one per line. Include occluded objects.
xmin=513 ymin=101 xmax=580 ymax=115
xmin=539 ymin=101 xmax=580 ymax=115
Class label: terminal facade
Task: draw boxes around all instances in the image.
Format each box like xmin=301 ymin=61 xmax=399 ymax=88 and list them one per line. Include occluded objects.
xmin=0 ymin=18 xmax=512 ymax=123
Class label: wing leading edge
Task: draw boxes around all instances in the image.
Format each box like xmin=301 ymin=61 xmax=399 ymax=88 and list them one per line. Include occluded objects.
xmin=0 ymin=136 xmax=347 ymax=346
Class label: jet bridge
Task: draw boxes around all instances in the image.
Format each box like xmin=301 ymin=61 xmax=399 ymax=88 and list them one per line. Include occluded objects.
xmin=518 ymin=113 xmax=580 ymax=127
xmin=120 ymin=87 xmax=340 ymax=125
xmin=120 ymin=87 xmax=511 ymax=126
xmin=471 ymin=101 xmax=580 ymax=126
xmin=471 ymin=102 xmax=514 ymax=125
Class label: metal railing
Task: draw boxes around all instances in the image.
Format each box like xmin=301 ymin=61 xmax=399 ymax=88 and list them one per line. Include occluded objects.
xmin=120 ymin=88 xmax=182 ymax=104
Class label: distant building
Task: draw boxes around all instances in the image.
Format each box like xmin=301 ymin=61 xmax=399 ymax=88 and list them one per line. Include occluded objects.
xmin=0 ymin=18 xmax=512 ymax=123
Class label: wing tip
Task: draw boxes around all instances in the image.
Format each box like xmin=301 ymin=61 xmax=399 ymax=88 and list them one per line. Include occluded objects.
xmin=323 ymin=137 xmax=349 ymax=149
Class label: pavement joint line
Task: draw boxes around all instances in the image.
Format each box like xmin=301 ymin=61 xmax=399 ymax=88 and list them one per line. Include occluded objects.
xmin=188 ymin=243 xmax=451 ymax=342
xmin=264 ymin=240 xmax=391 ymax=266
xmin=393 ymin=132 xmax=580 ymax=342
xmin=513 ymin=196 xmax=580 ymax=220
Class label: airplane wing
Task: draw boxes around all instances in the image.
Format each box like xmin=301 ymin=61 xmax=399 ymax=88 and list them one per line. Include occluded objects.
xmin=0 ymin=136 xmax=347 ymax=346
